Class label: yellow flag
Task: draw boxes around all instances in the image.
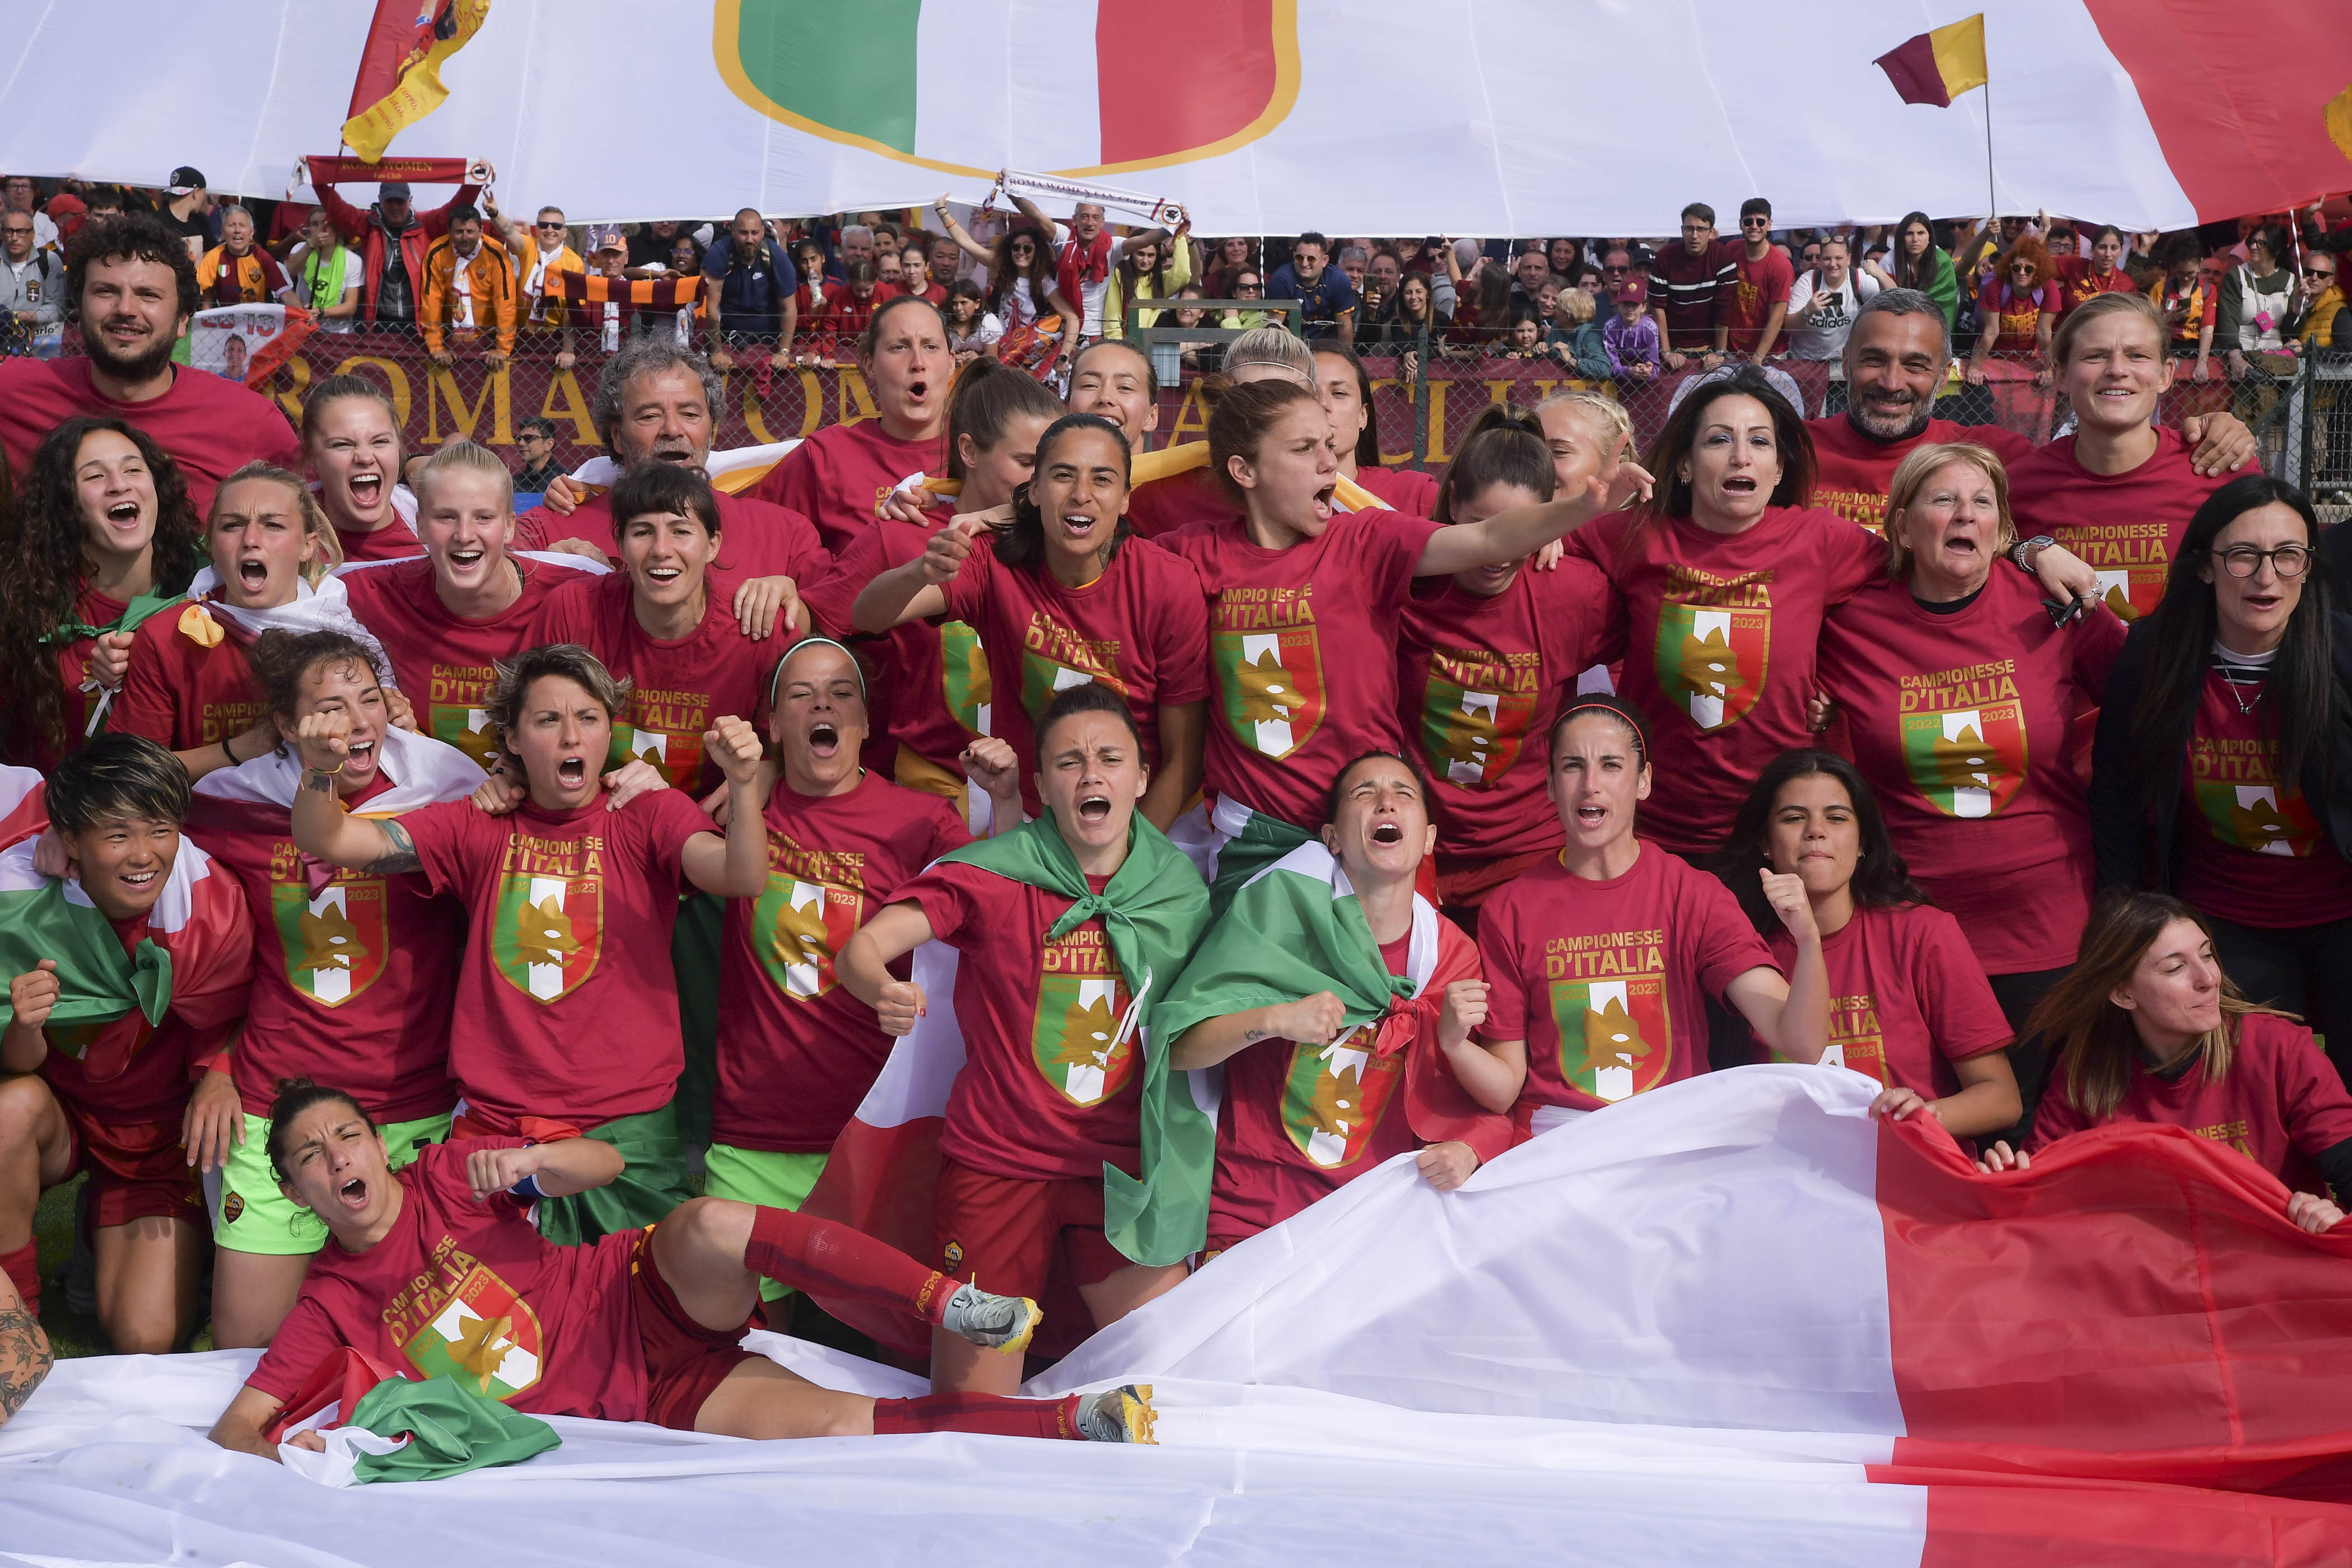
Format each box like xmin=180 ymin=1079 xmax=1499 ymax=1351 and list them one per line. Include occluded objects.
xmin=342 ymin=0 xmax=493 ymax=163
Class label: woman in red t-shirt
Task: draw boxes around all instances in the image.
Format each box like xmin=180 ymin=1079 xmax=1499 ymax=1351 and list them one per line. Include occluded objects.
xmin=1314 ymin=346 xmax=1441 ymax=516
xmin=1817 ymin=442 xmax=2124 ymax=1073
xmin=184 ymin=628 xmax=480 ymax=1347
xmin=1398 ymin=405 xmax=1627 ymax=916
xmin=811 ymin=259 xmax=885 ymax=359
xmin=2090 ymin=474 xmax=2352 ymax=1077
xmin=114 ymin=464 xmax=352 ymax=783
xmin=0 ymin=417 xmax=204 ymax=769
xmin=208 ymin=1082 xmax=1152 ymax=1455
xmin=1164 ymin=378 xmax=1639 ymax=900
xmin=853 ymin=414 xmax=1210 ymax=831
xmin=1965 ymin=236 xmax=2058 ymax=376
xmin=302 ymin=375 xmax=418 ymax=563
xmin=754 ymin=295 xmax=951 ymax=552
xmin=1981 ymin=892 xmax=2352 ymax=1234
xmin=1475 ymin=697 xmax=1829 ymax=1137
xmin=2055 ymin=226 xmax=2139 ymax=314
xmin=1709 ymin=749 xmax=2020 ymax=1138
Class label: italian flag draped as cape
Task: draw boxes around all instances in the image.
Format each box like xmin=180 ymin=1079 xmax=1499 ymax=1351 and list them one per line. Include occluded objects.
xmin=801 ymin=809 xmax=1212 ymax=1351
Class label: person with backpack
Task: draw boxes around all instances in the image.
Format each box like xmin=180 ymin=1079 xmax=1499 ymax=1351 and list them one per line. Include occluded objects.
xmin=700 ymin=207 xmax=799 ymax=372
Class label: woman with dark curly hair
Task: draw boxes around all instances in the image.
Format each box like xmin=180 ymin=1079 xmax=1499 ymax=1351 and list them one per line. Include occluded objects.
xmin=0 ymin=416 xmax=204 ymax=767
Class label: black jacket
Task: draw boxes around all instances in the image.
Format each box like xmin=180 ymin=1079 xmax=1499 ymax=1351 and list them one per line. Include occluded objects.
xmin=2090 ymin=610 xmax=2352 ymax=895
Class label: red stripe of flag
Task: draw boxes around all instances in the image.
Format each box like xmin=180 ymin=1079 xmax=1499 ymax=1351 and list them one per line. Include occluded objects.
xmin=1874 ymin=31 xmax=1954 ymax=107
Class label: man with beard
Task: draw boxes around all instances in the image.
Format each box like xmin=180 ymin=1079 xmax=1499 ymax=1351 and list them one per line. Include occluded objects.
xmin=1804 ymin=288 xmax=2256 ymax=533
xmin=0 ymin=211 xmax=299 ymax=511
xmin=515 ymin=335 xmax=828 ymax=589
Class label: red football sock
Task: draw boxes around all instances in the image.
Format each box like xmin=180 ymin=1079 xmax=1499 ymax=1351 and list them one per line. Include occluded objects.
xmin=871 ymin=1391 xmax=1084 ymax=1441
xmin=745 ymin=1205 xmax=956 ymax=1326
xmin=1 ymin=1239 xmax=38 ymax=1319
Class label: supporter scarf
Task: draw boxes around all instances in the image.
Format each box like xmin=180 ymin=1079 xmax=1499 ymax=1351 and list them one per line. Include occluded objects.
xmin=181 ymin=567 xmax=397 ymax=681
xmin=302 ymin=244 xmax=349 ymax=314
xmin=1056 ymin=229 xmax=1113 ymax=316
xmin=450 ymin=243 xmax=477 ymax=330
xmin=1156 ymin=840 xmax=1511 ymax=1161
xmin=545 ymin=270 xmax=703 ymax=310
xmin=523 ymin=240 xmax=570 ymax=324
xmin=0 ymin=836 xmax=204 ymax=1072
xmin=941 ymin=811 xmax=1213 ymax=1264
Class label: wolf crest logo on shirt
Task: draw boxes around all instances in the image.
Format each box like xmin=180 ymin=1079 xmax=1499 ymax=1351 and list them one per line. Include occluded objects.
xmin=270 ymin=874 xmax=388 ymax=1007
xmin=1419 ymin=644 xmax=1541 ymax=788
xmin=1548 ymin=975 xmax=1673 ymax=1103
xmin=492 ymin=873 xmax=604 ymax=1003
xmin=754 ymin=871 xmax=863 ymax=998
xmin=1653 ymin=567 xmax=1771 ymax=732
xmin=1280 ymin=1032 xmax=1404 ymax=1168
xmin=394 ymin=1258 xmax=547 ymax=1403
xmin=1214 ymin=627 xmax=1326 ymax=758
xmin=1899 ymin=702 xmax=2028 ymax=818
xmin=1032 ymin=923 xmax=1135 ymax=1108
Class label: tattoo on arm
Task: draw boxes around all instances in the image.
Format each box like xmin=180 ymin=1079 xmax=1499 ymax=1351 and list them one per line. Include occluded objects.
xmin=302 ymin=771 xmax=337 ymax=795
xmin=0 ymin=1304 xmax=53 ymax=1422
xmin=1242 ymin=1027 xmax=1273 ymax=1044
xmin=361 ymin=818 xmax=421 ymax=877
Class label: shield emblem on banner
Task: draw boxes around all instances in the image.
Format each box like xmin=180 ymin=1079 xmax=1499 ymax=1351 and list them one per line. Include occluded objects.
xmin=1214 ymin=627 xmax=1326 ymax=758
xmin=1031 ymin=970 xmax=1136 ymax=1108
xmin=1418 ymin=657 xmax=1538 ymax=788
xmin=1279 ymin=1031 xmax=1404 ymax=1168
xmin=940 ymin=619 xmax=991 ymax=738
xmin=2192 ymin=779 xmax=2318 ymax=857
xmin=396 ymin=1261 xmax=545 ymax=1402
xmin=431 ymin=703 xmax=502 ymax=771
xmin=1653 ymin=603 xmax=1769 ymax=732
xmin=1899 ymin=702 xmax=2028 ymax=819
xmin=491 ymin=872 xmax=603 ymax=1004
xmin=715 ymin=1 xmax=1299 ymax=178
xmin=270 ymin=878 xmax=388 ymax=1007
xmin=754 ymin=871 xmax=864 ymax=999
xmin=1548 ymin=974 xmax=1674 ymax=1103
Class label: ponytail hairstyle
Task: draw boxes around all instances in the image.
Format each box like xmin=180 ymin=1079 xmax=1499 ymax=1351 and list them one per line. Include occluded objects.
xmin=1312 ymin=344 xmax=1382 ymax=469
xmin=997 ymin=413 xmax=1131 ymax=572
xmin=944 ymin=357 xmax=1067 ymax=482
xmin=264 ymin=1077 xmax=377 ymax=1184
xmin=211 ymin=460 xmax=343 ymax=584
xmin=1207 ymin=379 xmax=1324 ymax=505
xmin=1432 ymin=405 xmax=1553 ymax=525
xmin=1704 ymin=749 xmax=1928 ymax=932
xmin=2028 ymin=890 xmax=2289 ymax=1123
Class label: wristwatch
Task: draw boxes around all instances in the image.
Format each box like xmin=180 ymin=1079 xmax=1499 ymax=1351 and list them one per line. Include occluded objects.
xmin=2009 ymin=534 xmax=2055 ymax=572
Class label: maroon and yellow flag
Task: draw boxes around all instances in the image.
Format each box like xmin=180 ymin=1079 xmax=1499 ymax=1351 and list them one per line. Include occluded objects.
xmin=1874 ymin=15 xmax=1989 ymax=108
xmin=343 ymin=0 xmax=493 ymax=162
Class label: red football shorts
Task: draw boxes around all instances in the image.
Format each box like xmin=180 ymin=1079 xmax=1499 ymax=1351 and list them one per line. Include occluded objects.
xmin=62 ymin=1108 xmax=202 ymax=1232
xmin=931 ymin=1158 xmax=1129 ymax=1306
xmin=630 ymin=1225 xmax=759 ymax=1431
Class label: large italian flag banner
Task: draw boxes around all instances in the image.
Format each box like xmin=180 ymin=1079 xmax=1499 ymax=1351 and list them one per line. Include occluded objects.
xmin=6 ymin=2 xmax=2348 ymax=232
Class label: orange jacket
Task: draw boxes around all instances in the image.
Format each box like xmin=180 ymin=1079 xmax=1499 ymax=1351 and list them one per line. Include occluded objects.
xmin=420 ymin=234 xmax=517 ymax=353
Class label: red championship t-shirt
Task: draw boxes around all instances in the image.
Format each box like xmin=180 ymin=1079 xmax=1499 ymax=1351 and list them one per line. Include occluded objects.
xmin=900 ymin=862 xmax=1144 ymax=1182
xmin=939 ymin=536 xmax=1210 ymax=817
xmin=111 ymin=609 xmax=266 ymax=752
xmin=1164 ymin=505 xmax=1440 ymax=830
xmin=0 ymin=358 xmax=301 ymax=514
xmin=21 ymin=587 xmax=127 ymax=771
xmin=1399 ymin=558 xmax=1625 ymax=869
xmin=801 ymin=509 xmax=987 ymax=778
xmin=333 ymin=517 xmax=425 ymax=564
xmin=2008 ymin=428 xmax=2228 ymax=622
xmin=1127 ymin=462 xmax=1236 ymax=543
xmin=2174 ymin=669 xmax=2352 ymax=930
xmin=2029 ymin=1014 xmax=2352 ymax=1196
xmin=339 ymin=557 xmax=598 ymax=773
xmin=2054 ymin=257 xmax=2140 ymax=314
xmin=514 ymin=491 xmax=830 ymax=589
xmin=1351 ymin=464 xmax=1441 ymax=517
xmin=1207 ymin=928 xmax=1473 ymax=1244
xmin=1564 ymin=505 xmax=1883 ymax=855
xmin=246 ymin=1140 xmax=648 ymax=1420
xmin=1819 ymin=571 xmax=2125 ymax=974
xmin=1478 ymin=844 xmax=1774 ymax=1114
xmin=1765 ymin=903 xmax=2010 ymax=1099
xmin=1718 ymin=246 xmax=1795 ymax=353
xmin=186 ymin=775 xmax=462 ymax=1122
xmin=401 ymin=789 xmax=713 ymax=1133
xmin=713 ymin=771 xmax=970 ymax=1153
xmin=1804 ymin=415 xmax=2036 ymax=534
xmin=753 ymin=421 xmax=947 ymax=554
xmin=527 ymin=571 xmax=779 ymax=796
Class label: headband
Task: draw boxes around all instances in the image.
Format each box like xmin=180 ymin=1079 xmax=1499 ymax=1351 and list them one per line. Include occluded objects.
xmin=1224 ymin=355 xmax=1314 ymax=386
xmin=768 ymin=635 xmax=866 ymax=710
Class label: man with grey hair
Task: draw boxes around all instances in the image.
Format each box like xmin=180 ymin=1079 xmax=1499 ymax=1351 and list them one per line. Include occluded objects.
xmin=1804 ymin=287 xmax=2255 ymax=531
xmin=516 ymin=336 xmax=829 ymax=592
xmin=196 ymin=204 xmax=288 ymax=306
xmin=837 ymin=223 xmax=877 ymax=268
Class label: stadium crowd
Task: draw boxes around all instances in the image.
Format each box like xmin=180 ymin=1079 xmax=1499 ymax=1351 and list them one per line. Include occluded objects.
xmin=0 ymin=168 xmax=2347 ymax=1455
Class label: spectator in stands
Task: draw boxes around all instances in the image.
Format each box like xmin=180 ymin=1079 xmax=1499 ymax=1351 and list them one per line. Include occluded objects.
xmin=2057 ymin=224 xmax=2138 ymax=311
xmin=1205 ymin=235 xmax=1257 ymax=297
xmin=1546 ymin=237 xmax=1582 ymax=278
xmin=1102 ymin=219 xmax=1193 ymax=333
xmin=927 ymin=231 xmax=964 ymax=290
xmin=899 ymin=242 xmax=945 ymax=306
xmin=1003 ymin=195 xmax=1124 ymax=342
xmin=1336 ymin=245 xmax=1370 ymax=299
xmin=813 ymin=259 xmax=886 ymax=354
xmin=1357 ymin=248 xmax=1403 ymax=324
xmin=1965 ymin=236 xmax=2059 ymax=386
xmin=2215 ymin=223 xmax=2297 ymax=381
xmin=876 ymin=247 xmax=904 ymax=290
xmin=1546 ymin=287 xmax=1611 ymax=379
xmin=2 ymin=175 xmax=58 ymax=251
xmin=1862 ymin=212 xmax=1958 ymax=329
xmin=496 ymin=204 xmax=583 ymax=365
xmin=837 ymin=223 xmax=879 ymax=270
xmin=1784 ymin=235 xmax=1878 ymax=363
xmin=944 ymin=277 xmax=1003 ymax=362
xmin=0 ymin=207 xmax=63 ymax=354
xmin=1508 ymin=248 xmax=1553 ymax=317
xmin=1649 ymin=202 xmax=1737 ymax=371
xmin=702 ymin=207 xmax=800 ymax=373
xmin=1267 ymin=231 xmax=1358 ymax=345
xmin=936 ymin=202 xmax=1080 ymax=368
xmin=194 ymin=205 xmax=288 ymax=307
xmin=158 ymin=166 xmax=213 ymax=257
xmin=2149 ymin=233 xmax=2215 ymax=380
xmin=1603 ymin=282 xmax=1661 ymax=380
xmin=283 ymin=207 xmax=360 ymax=333
xmin=1363 ymin=271 xmax=1444 ymax=357
xmin=514 ymin=416 xmax=564 ymax=493
xmin=419 ymin=204 xmax=516 ymax=368
xmin=1719 ymin=197 xmax=1793 ymax=363
xmin=2298 ymin=244 xmax=2344 ymax=348
xmin=311 ymin=170 xmax=484 ymax=329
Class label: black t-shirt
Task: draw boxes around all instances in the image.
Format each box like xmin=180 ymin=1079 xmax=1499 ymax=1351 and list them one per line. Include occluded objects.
xmin=376 ymin=244 xmax=414 ymax=323
xmin=628 ymin=226 xmax=686 ymax=270
xmin=160 ymin=204 xmax=213 ymax=248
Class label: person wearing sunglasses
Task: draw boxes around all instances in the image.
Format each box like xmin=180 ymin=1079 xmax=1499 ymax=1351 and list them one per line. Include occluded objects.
xmin=2296 ymin=245 xmax=2345 ymax=350
xmin=2092 ymin=474 xmax=2352 ymax=1084
xmin=487 ymin=201 xmax=585 ymax=368
xmin=1266 ymin=230 xmax=1359 ymax=346
xmin=0 ymin=206 xmax=63 ymax=353
xmin=1718 ymin=197 xmax=1793 ymax=365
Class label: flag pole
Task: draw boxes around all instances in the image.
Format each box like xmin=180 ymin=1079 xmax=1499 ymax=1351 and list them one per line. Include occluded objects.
xmin=1981 ymin=46 xmax=1997 ymax=242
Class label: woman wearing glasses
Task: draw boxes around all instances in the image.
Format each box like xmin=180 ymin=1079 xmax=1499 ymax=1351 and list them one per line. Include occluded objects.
xmin=2091 ymin=474 xmax=2352 ymax=1082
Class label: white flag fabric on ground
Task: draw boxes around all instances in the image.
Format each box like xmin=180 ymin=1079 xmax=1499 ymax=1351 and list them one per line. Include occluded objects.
xmin=5 ymin=1068 xmax=2350 ymax=1565
xmin=2 ymin=2 xmax=2346 ymax=233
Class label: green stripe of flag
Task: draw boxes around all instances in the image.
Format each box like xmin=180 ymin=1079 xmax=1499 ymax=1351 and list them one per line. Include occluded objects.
xmin=735 ymin=0 xmax=922 ymax=155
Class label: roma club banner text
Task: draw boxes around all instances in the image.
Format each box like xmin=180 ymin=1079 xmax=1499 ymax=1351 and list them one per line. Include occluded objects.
xmin=4 ymin=1 xmax=2350 ymax=232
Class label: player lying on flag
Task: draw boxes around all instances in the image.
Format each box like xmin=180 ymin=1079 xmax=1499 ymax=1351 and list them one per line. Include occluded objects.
xmin=1159 ymin=750 xmax=1515 ymax=1257
xmin=0 ymin=735 xmax=254 ymax=1352
xmin=205 ymin=1079 xmax=1154 ymax=1457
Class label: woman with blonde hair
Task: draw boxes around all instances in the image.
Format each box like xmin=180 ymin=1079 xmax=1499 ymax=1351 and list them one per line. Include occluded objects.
xmin=1980 ymin=890 xmax=2352 ymax=1236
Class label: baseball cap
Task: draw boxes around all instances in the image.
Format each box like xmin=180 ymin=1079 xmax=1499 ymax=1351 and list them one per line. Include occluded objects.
xmin=167 ymin=166 xmax=206 ymax=195
xmin=379 ymin=180 xmax=413 ymax=201
xmin=1613 ymin=282 xmax=1645 ymax=305
xmin=586 ymin=224 xmax=627 ymax=256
